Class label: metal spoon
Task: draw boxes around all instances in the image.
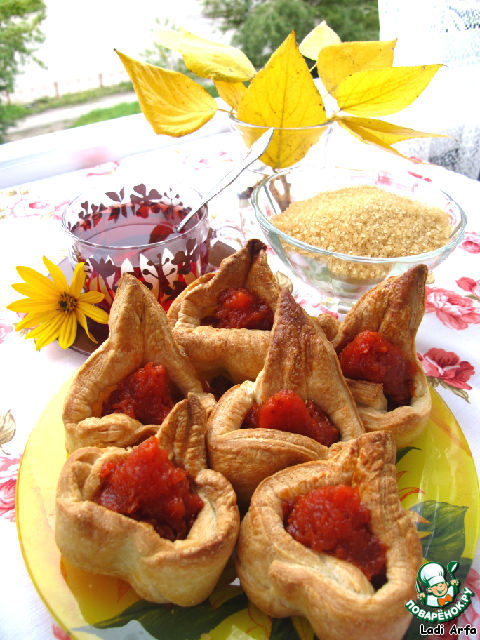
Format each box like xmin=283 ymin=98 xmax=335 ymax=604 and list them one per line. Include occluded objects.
xmin=175 ymin=126 xmax=274 ymax=233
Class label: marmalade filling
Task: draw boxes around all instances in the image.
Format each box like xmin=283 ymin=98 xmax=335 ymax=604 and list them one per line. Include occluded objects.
xmin=338 ymin=330 xmax=414 ymax=408
xmin=202 ymin=287 xmax=274 ymax=330
xmin=242 ymin=389 xmax=340 ymax=447
xmin=102 ymin=362 xmax=176 ymax=424
xmin=284 ymin=484 xmax=387 ymax=584
xmin=94 ymin=436 xmax=204 ymax=541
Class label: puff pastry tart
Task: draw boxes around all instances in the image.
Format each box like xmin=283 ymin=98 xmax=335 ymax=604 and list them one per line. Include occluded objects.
xmin=236 ymin=431 xmax=422 ymax=640
xmin=167 ymin=239 xmax=281 ymax=384
xmin=333 ymin=265 xmax=431 ymax=446
xmin=56 ymin=393 xmax=240 ymax=606
xmin=207 ymin=289 xmax=364 ymax=507
xmin=63 ymin=274 xmax=212 ymax=453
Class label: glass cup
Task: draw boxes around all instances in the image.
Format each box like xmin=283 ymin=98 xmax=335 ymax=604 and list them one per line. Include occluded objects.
xmin=229 ymin=114 xmax=330 ymax=172
xmin=62 ymin=181 xmax=211 ymax=314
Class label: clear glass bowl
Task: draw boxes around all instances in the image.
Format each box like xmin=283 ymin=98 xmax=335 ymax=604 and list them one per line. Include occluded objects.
xmin=252 ymin=166 xmax=467 ymax=311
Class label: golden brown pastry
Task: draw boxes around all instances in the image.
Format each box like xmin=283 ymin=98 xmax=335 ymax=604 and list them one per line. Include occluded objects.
xmin=333 ymin=265 xmax=431 ymax=446
xmin=207 ymin=289 xmax=364 ymax=507
xmin=236 ymin=431 xmax=422 ymax=640
xmin=63 ymin=274 xmax=212 ymax=453
xmin=167 ymin=239 xmax=281 ymax=384
xmin=56 ymin=393 xmax=239 ymax=606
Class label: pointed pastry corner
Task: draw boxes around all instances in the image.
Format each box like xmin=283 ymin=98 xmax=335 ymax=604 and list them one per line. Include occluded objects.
xmin=156 ymin=392 xmax=209 ymax=477
xmin=236 ymin=430 xmax=422 ymax=640
xmin=334 ymin=264 xmax=428 ymax=354
xmin=332 ymin=265 xmax=431 ymax=445
xmin=55 ymin=419 xmax=240 ymax=605
xmin=168 ymin=239 xmax=280 ymax=384
xmin=63 ymin=273 xmax=204 ymax=453
xmin=207 ymin=289 xmax=364 ymax=507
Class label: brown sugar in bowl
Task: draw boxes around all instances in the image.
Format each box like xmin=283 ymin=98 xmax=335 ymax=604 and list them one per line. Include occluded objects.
xmin=252 ymin=167 xmax=466 ymax=308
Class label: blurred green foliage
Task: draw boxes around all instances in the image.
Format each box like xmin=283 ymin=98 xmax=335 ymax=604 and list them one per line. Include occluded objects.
xmin=201 ymin=0 xmax=379 ymax=68
xmin=0 ymin=0 xmax=46 ymax=142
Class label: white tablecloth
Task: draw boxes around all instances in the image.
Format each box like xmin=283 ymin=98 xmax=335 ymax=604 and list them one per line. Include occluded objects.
xmin=1 ymin=125 xmax=479 ymax=639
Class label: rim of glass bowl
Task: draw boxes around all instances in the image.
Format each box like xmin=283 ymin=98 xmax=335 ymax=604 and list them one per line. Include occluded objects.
xmin=251 ymin=167 xmax=467 ymax=265
xmin=61 ymin=190 xmax=208 ymax=252
xmin=229 ymin=113 xmax=330 ymax=133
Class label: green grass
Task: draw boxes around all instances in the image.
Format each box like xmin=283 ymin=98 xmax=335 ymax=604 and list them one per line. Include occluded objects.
xmin=70 ymin=101 xmax=141 ymax=127
xmin=68 ymin=82 xmax=219 ymax=128
xmin=2 ymin=103 xmax=29 ymax=121
xmin=25 ymin=81 xmax=134 ymax=115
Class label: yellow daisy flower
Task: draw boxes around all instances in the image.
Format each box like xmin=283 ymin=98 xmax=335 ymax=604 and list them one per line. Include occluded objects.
xmin=7 ymin=257 xmax=109 ymax=350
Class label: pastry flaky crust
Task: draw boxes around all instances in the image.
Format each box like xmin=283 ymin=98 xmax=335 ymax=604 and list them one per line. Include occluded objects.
xmin=63 ymin=274 xmax=212 ymax=453
xmin=56 ymin=393 xmax=240 ymax=606
xmin=207 ymin=289 xmax=364 ymax=508
xmin=167 ymin=239 xmax=281 ymax=384
xmin=236 ymin=431 xmax=422 ymax=640
xmin=333 ymin=265 xmax=431 ymax=446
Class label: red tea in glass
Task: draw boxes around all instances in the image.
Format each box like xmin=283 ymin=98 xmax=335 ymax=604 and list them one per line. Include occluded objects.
xmin=62 ymin=183 xmax=211 ymax=312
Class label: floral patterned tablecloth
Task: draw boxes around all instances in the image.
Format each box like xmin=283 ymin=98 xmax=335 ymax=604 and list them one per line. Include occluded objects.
xmin=0 ymin=127 xmax=479 ymax=639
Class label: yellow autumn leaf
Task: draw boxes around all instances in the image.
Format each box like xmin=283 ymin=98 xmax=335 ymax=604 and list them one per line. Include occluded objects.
xmin=155 ymin=28 xmax=255 ymax=82
xmin=336 ymin=115 xmax=445 ymax=146
xmin=236 ymin=32 xmax=326 ymax=168
xmin=215 ymin=80 xmax=246 ymax=110
xmin=115 ymin=50 xmax=218 ymax=136
xmin=299 ymin=21 xmax=341 ymax=60
xmin=335 ymin=115 xmax=445 ymax=155
xmin=317 ymin=40 xmax=396 ymax=96
xmin=336 ymin=64 xmax=442 ymax=117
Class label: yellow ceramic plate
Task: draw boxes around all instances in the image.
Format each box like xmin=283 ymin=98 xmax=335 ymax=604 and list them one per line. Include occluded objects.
xmin=16 ymin=384 xmax=480 ymax=640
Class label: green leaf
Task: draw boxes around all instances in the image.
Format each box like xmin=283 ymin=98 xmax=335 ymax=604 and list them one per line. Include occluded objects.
xmin=396 ymin=446 xmax=420 ymax=464
xmin=438 ymin=379 xmax=470 ymax=403
xmin=80 ymin=592 xmax=249 ymax=639
xmin=409 ymin=500 xmax=468 ymax=563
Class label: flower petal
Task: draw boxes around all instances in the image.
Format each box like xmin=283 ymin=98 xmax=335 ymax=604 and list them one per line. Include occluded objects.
xmin=16 ymin=310 xmax=60 ymax=330
xmin=69 ymin=262 xmax=86 ymax=298
xmin=16 ymin=266 xmax=59 ymax=296
xmin=7 ymin=298 xmax=57 ymax=313
xmin=57 ymin=312 xmax=77 ymax=349
xmin=76 ymin=310 xmax=97 ymax=344
xmin=78 ymin=301 xmax=109 ymax=324
xmin=25 ymin=314 xmax=65 ymax=350
xmin=43 ymin=257 xmax=69 ymax=292
xmin=79 ymin=290 xmax=105 ymax=304
xmin=11 ymin=282 xmax=58 ymax=301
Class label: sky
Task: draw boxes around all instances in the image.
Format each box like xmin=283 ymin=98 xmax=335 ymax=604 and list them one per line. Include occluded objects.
xmin=12 ymin=0 xmax=228 ymax=102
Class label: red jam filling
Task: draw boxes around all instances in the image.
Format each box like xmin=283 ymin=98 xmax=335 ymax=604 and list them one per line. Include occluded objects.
xmin=94 ymin=436 xmax=204 ymax=541
xmin=242 ymin=389 xmax=340 ymax=447
xmin=338 ymin=330 xmax=414 ymax=408
xmin=203 ymin=287 xmax=274 ymax=330
xmin=284 ymin=484 xmax=387 ymax=583
xmin=102 ymin=362 xmax=175 ymax=424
